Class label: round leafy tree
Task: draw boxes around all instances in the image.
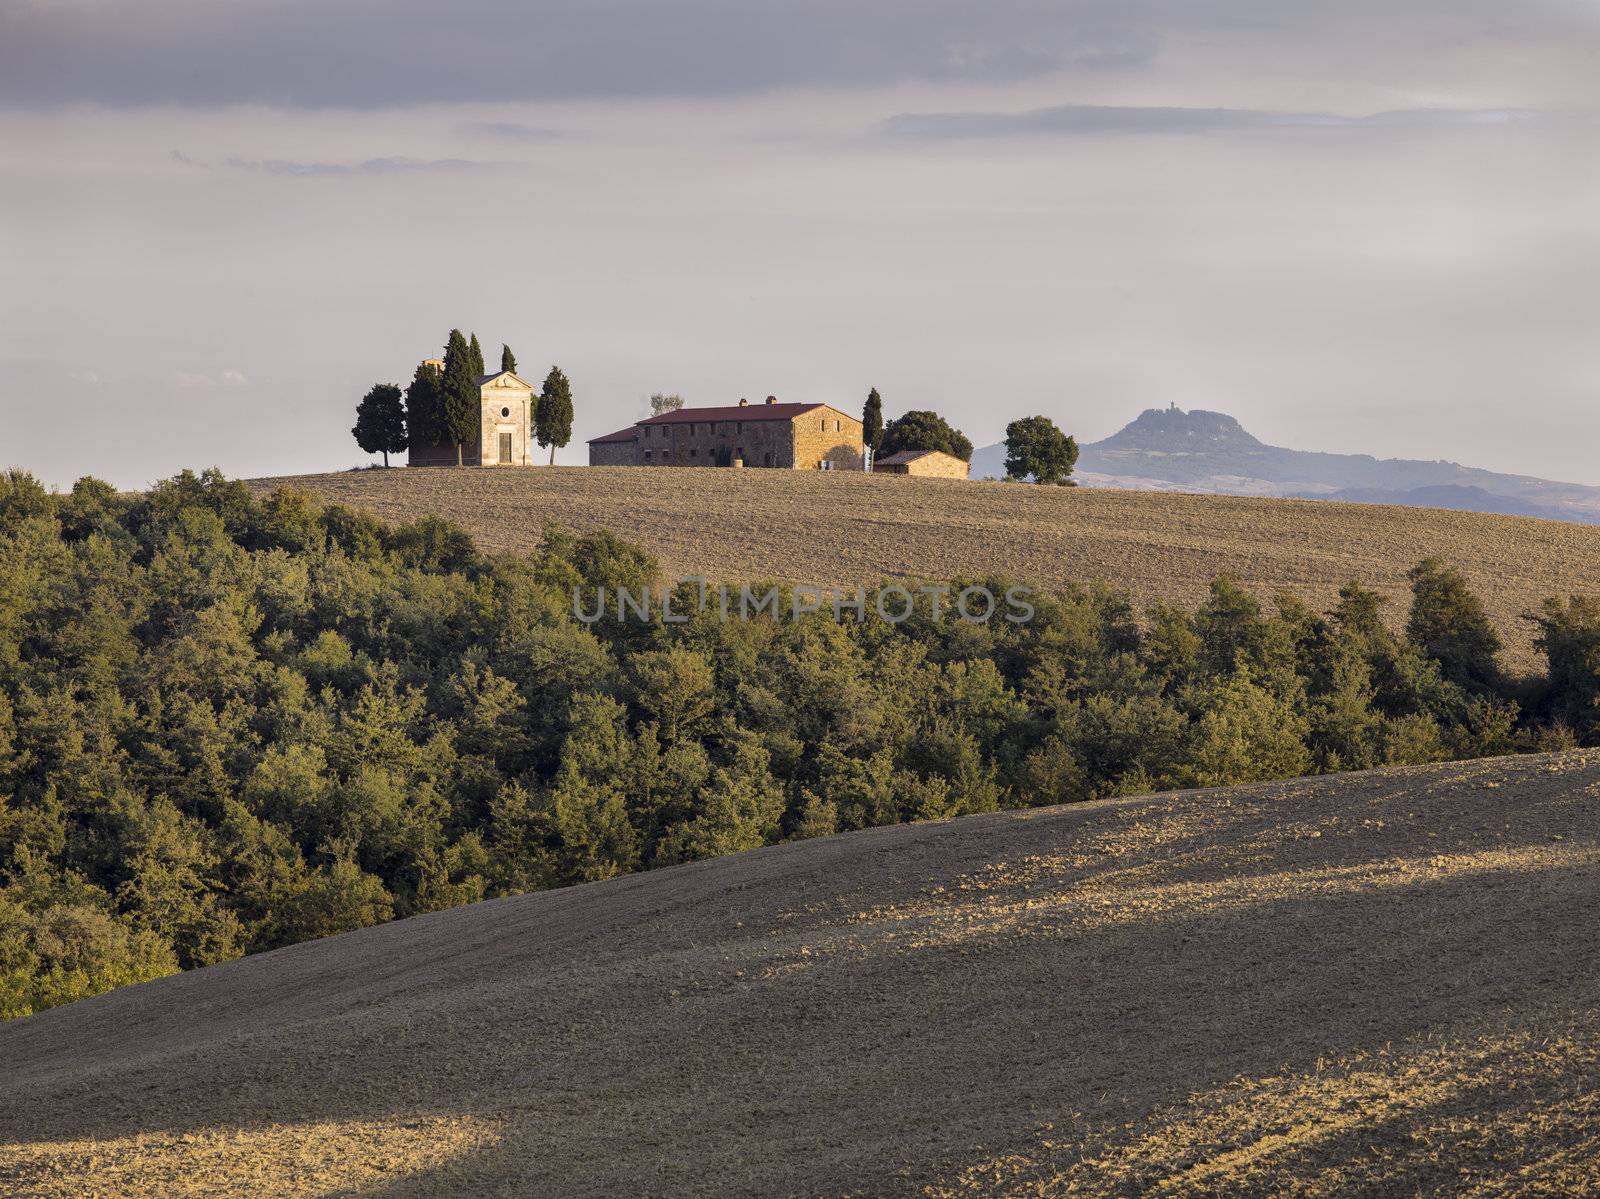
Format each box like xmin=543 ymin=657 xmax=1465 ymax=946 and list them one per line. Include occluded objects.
xmin=880 ymin=409 xmax=973 ymax=462
xmin=1003 ymin=415 xmax=1079 ymax=485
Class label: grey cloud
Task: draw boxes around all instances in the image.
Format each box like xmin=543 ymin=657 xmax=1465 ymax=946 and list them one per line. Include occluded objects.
xmin=881 ymin=104 xmax=1549 ymax=139
xmin=173 ymin=152 xmax=485 ymax=175
xmin=0 ymin=1 xmax=1146 ymax=108
xmin=5 ymin=0 xmax=1585 ymax=110
xmin=461 ymin=122 xmax=562 ymax=142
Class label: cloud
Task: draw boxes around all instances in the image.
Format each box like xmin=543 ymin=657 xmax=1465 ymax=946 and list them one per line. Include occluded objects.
xmin=171 ymin=369 xmax=248 ymax=388
xmin=172 ymin=152 xmax=485 ymax=175
xmin=9 ymin=0 xmax=1585 ymax=110
xmin=880 ymin=104 xmax=1550 ymax=139
xmin=461 ymin=121 xmax=561 ymax=142
xmin=0 ymin=1 xmax=1137 ymax=108
xmin=228 ymin=156 xmax=484 ymax=176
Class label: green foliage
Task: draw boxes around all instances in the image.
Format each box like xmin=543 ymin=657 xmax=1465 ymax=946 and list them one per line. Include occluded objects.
xmin=1530 ymin=596 xmax=1600 ymax=741
xmin=468 ymin=332 xmax=485 ymax=377
xmin=536 ymin=366 xmax=575 ymax=465
xmin=1183 ymin=670 xmax=1311 ymax=787
xmin=0 ymin=889 xmax=178 ymax=1020
xmin=500 ymin=344 xmax=517 ymax=374
xmin=441 ymin=329 xmax=480 ymax=465
xmin=1407 ymin=558 xmax=1503 ymax=692
xmin=863 ymin=388 xmax=884 ymax=453
xmin=352 ymin=383 xmax=408 ymax=467
xmin=1 ymin=469 xmax=55 ymax=527
xmin=1003 ymin=415 xmax=1078 ymax=485
xmin=880 ymin=410 xmax=974 ymax=463
xmin=0 ymin=464 xmax=1588 ymax=1019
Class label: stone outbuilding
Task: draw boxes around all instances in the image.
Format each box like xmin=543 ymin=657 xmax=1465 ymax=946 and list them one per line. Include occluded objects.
xmin=587 ymin=396 xmax=864 ymax=470
xmin=873 ymin=449 xmax=970 ymax=479
xmin=408 ymin=366 xmax=537 ymax=467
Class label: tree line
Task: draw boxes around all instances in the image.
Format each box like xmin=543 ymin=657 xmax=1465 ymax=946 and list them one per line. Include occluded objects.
xmin=352 ymin=329 xmax=575 ymax=467
xmin=4 ymin=466 xmax=1598 ymax=1017
xmin=859 ymin=389 xmax=1079 ymax=483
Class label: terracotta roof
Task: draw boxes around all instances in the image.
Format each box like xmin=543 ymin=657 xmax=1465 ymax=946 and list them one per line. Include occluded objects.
xmin=587 ymin=425 xmax=640 ymax=445
xmin=474 ymin=370 xmax=533 ymax=387
xmin=876 ymin=449 xmax=950 ymax=465
xmin=639 ymin=402 xmax=823 ymax=425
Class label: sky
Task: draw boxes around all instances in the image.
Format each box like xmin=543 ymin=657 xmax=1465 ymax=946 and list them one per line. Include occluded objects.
xmin=2 ymin=1 xmax=1597 ymax=489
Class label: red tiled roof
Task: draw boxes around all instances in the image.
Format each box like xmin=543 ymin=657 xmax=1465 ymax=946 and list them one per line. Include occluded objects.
xmin=587 ymin=425 xmax=640 ymax=445
xmin=876 ymin=449 xmax=945 ymax=465
xmin=639 ymin=402 xmax=823 ymax=425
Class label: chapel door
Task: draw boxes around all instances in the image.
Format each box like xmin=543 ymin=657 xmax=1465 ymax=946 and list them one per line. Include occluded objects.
xmin=498 ymin=432 xmax=513 ymax=464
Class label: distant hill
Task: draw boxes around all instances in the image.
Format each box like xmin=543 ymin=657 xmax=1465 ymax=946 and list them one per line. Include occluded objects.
xmin=970 ymin=407 xmax=1600 ymax=524
xmin=5 ymin=752 xmax=1598 ymax=1196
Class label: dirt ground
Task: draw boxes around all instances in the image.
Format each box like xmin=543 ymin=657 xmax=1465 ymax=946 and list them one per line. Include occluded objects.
xmin=249 ymin=467 xmax=1600 ymax=672
xmin=4 ymin=751 xmax=1599 ymax=1197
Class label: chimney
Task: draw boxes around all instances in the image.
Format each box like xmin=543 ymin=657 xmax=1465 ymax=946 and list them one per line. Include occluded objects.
xmin=738 ymin=398 xmax=748 ymax=407
xmin=765 ymin=395 xmax=777 ymax=405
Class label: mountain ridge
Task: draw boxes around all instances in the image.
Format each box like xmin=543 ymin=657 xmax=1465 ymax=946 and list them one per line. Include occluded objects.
xmin=970 ymin=407 xmax=1600 ymax=524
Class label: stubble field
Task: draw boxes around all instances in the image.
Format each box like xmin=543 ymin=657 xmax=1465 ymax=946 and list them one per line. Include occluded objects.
xmin=4 ymin=751 xmax=1598 ymax=1196
xmin=252 ymin=466 xmax=1600 ymax=671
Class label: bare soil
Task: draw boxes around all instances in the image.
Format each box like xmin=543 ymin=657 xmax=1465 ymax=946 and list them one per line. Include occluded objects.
xmin=5 ymin=751 xmax=1599 ymax=1196
xmin=250 ymin=467 xmax=1600 ymax=672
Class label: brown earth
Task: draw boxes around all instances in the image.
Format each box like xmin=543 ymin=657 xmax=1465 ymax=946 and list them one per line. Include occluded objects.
xmin=4 ymin=751 xmax=1599 ymax=1197
xmin=248 ymin=467 xmax=1600 ymax=672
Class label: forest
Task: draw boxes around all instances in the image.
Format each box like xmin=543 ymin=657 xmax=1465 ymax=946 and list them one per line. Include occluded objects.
xmin=2 ymin=466 xmax=1598 ymax=1018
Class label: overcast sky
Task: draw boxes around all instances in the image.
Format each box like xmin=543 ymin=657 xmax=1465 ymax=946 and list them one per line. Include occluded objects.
xmin=2 ymin=1 xmax=1597 ymax=488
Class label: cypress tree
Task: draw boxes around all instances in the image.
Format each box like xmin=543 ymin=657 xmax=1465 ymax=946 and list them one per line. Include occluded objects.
xmin=535 ymin=366 xmax=575 ymax=466
xmin=352 ymin=383 xmax=408 ymax=467
xmin=441 ymin=329 xmax=480 ymax=466
xmin=469 ymin=333 xmax=485 ymax=377
xmin=863 ymin=388 xmax=884 ymax=455
xmin=500 ymin=344 xmax=517 ymax=375
xmin=404 ymin=361 xmax=443 ymax=450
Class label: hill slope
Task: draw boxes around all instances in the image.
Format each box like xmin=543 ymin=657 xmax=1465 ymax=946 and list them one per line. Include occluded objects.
xmin=3 ymin=752 xmax=1598 ymax=1196
xmin=249 ymin=467 xmax=1600 ymax=671
xmin=969 ymin=407 xmax=1600 ymax=524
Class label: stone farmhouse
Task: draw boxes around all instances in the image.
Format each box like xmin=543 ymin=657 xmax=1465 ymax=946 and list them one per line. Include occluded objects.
xmin=873 ymin=449 xmax=970 ymax=479
xmin=408 ymin=359 xmax=538 ymax=467
xmin=589 ymin=397 xmax=864 ymax=470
